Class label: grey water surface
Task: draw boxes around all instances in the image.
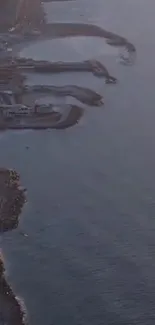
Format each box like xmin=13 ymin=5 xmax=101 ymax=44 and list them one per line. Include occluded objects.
xmin=1 ymin=0 xmax=155 ymax=324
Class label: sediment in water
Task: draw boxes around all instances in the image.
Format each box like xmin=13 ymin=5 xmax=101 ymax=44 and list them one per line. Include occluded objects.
xmin=1 ymin=22 xmax=135 ymax=65
xmin=0 ymin=0 xmax=136 ymax=65
xmin=40 ymin=23 xmax=136 ymax=64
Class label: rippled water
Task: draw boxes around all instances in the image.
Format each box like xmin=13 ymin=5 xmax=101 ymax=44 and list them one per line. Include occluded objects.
xmin=1 ymin=0 xmax=155 ymax=324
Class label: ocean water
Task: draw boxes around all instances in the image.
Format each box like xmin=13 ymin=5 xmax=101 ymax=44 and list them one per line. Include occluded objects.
xmin=1 ymin=0 xmax=155 ymax=324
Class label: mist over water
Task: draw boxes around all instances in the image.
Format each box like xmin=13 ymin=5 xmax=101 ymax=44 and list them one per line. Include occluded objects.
xmin=1 ymin=1 xmax=155 ymax=325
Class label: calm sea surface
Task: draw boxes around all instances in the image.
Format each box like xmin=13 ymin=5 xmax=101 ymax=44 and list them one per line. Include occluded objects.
xmin=1 ymin=1 xmax=155 ymax=324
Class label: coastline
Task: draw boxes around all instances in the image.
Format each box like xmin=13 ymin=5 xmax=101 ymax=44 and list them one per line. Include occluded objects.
xmin=0 ymin=251 xmax=27 ymax=325
xmin=0 ymin=1 xmax=138 ymax=325
xmin=0 ymin=3 xmax=45 ymax=323
xmin=0 ymin=3 xmax=27 ymax=324
xmin=0 ymin=168 xmax=27 ymax=325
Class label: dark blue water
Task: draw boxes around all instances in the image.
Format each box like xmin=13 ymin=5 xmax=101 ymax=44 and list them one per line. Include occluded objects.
xmin=1 ymin=1 xmax=155 ymax=324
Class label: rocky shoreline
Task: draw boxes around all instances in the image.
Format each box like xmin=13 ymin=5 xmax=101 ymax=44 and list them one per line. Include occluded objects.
xmin=0 ymin=4 xmax=30 ymax=325
xmin=0 ymin=254 xmax=27 ymax=325
xmin=0 ymin=1 xmax=137 ymax=324
xmin=0 ymin=168 xmax=27 ymax=325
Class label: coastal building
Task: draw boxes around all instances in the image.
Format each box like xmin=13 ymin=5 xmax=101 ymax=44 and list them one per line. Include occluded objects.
xmin=34 ymin=101 xmax=54 ymax=114
xmin=0 ymin=102 xmax=58 ymax=119
xmin=0 ymin=104 xmax=32 ymax=118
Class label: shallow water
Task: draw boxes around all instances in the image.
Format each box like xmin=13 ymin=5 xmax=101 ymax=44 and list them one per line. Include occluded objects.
xmin=1 ymin=0 xmax=155 ymax=325
xmin=19 ymin=37 xmax=118 ymax=62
